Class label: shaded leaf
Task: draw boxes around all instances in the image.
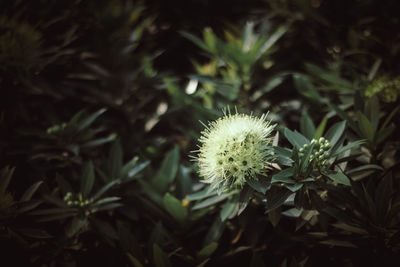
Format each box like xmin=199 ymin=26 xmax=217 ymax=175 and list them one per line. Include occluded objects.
xmin=81 ymin=161 xmax=95 ymax=198
xmin=153 ymin=244 xmax=171 ymax=267
xmin=20 ymin=181 xmax=43 ymax=202
xmin=197 ymin=242 xmax=218 ymax=261
xmin=162 ymin=193 xmax=188 ymax=224
xmin=76 ymin=108 xmax=107 ymax=132
xmin=153 ymin=146 xmax=180 ymax=192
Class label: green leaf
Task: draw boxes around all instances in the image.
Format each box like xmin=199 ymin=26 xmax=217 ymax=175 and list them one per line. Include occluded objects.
xmin=293 ymin=73 xmax=321 ymax=101
xmin=180 ymin=31 xmax=209 ymax=52
xmin=324 ymin=121 xmax=346 ymax=147
xmin=203 ymin=28 xmax=217 ymax=52
xmin=283 ymin=128 xmax=309 ymax=149
xmin=332 ymin=140 xmax=365 ymax=157
xmin=323 ymin=207 xmax=353 ymax=224
xmin=91 ymin=218 xmax=119 ymax=240
xmin=258 ymin=24 xmax=289 ymax=56
xmin=247 ymin=177 xmax=270 ymax=194
xmin=92 ymin=196 xmax=121 ymax=207
xmin=153 ymin=244 xmax=171 ymax=267
xmin=325 ymin=171 xmax=351 ymax=186
xmin=271 ymin=146 xmax=293 ymax=166
xmin=286 ymin=183 xmax=303 ymax=192
xmin=381 ymin=104 xmax=400 ymax=130
xmin=268 ymin=207 xmax=281 ymax=227
xmin=91 ymin=180 xmax=119 ymax=202
xmin=121 ymin=156 xmax=139 ymax=178
xmin=197 ymin=242 xmax=218 ymax=261
xmin=271 ymin=168 xmax=295 ymax=184
xmin=365 ymin=96 xmax=380 ymax=133
xmin=357 ymin=111 xmax=374 ymax=141
xmin=251 ymin=75 xmax=285 ymax=101
xmin=20 ymin=181 xmax=43 ymax=202
xmin=300 ymin=110 xmax=316 ymax=140
xmin=127 ymin=253 xmax=144 ymax=267
xmin=65 ymin=217 xmax=87 ymax=238
xmin=81 ymin=161 xmax=95 ymax=198
xmin=81 ymin=133 xmax=117 ymax=148
xmin=126 ymin=161 xmax=150 ymax=180
xmin=192 ymin=191 xmax=237 ymax=210
xmin=220 ymin=197 xmax=238 ymax=221
xmin=153 ymin=146 xmax=180 ymax=192
xmin=203 ymin=215 xmax=225 ymax=245
xmin=300 ymin=142 xmax=315 ymax=173
xmin=265 ymin=189 xmax=293 ymax=213
xmin=162 ymin=193 xmax=188 ymax=224
xmin=185 ymin=187 xmax=217 ymax=201
xmin=36 ymin=212 xmax=77 ymax=222
xmin=76 ymin=108 xmax=107 ymax=132
xmin=314 ymin=115 xmax=328 ymax=139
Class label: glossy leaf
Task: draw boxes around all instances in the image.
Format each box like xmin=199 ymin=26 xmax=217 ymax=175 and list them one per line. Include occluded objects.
xmin=284 ymin=128 xmax=309 ymax=149
xmin=325 ymin=171 xmax=351 ymax=186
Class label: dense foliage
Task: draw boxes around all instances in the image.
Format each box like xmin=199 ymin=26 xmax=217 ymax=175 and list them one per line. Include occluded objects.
xmin=1 ymin=0 xmax=400 ymax=266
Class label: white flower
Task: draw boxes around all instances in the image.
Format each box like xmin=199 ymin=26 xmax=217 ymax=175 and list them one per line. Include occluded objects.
xmin=196 ymin=112 xmax=275 ymax=192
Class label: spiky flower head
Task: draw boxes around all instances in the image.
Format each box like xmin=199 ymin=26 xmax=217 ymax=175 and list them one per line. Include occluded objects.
xmin=196 ymin=111 xmax=275 ymax=192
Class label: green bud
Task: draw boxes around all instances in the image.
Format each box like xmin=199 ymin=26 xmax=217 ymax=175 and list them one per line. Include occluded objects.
xmin=319 ymin=137 xmax=325 ymax=143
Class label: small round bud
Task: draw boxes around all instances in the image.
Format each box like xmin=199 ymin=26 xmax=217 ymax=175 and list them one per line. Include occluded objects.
xmin=319 ymin=137 xmax=325 ymax=143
